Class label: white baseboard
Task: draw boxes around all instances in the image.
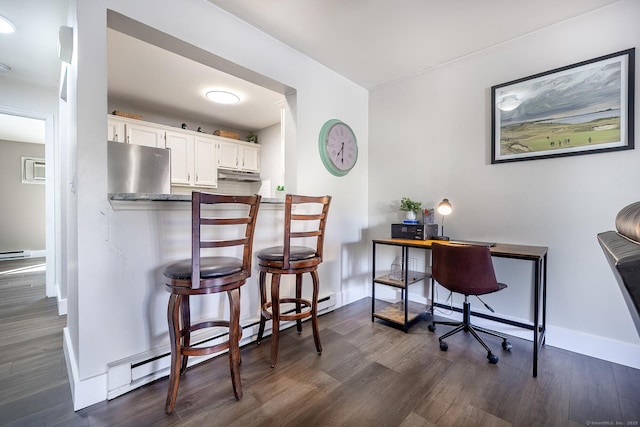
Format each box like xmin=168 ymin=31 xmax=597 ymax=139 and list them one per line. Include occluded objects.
xmin=63 ymin=328 xmax=108 ymax=410
xmin=430 ymin=305 xmax=640 ymax=370
xmin=56 ymin=283 xmax=67 ymax=315
xmin=546 ymin=325 xmax=640 ymax=370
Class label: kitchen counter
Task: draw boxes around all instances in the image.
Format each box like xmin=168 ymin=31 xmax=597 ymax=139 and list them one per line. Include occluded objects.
xmin=109 ymin=193 xmax=284 ymax=204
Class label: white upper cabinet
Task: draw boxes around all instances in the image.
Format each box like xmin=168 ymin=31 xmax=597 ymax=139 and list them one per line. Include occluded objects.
xmin=125 ymin=121 xmax=165 ymax=148
xmin=194 ymin=136 xmax=217 ymax=187
xmin=165 ymin=130 xmax=194 ymax=186
xmin=217 ymin=140 xmax=239 ymax=170
xmin=165 ymin=130 xmax=217 ymax=188
xmin=107 ymin=117 xmax=124 ymax=142
xmin=215 ymin=137 xmax=260 ymax=172
xmin=107 ymin=115 xmax=254 ymax=188
xmin=240 ymin=144 xmax=260 ymax=172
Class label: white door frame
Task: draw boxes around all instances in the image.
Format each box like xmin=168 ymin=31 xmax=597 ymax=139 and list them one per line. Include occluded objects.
xmin=0 ymin=106 xmax=57 ymax=300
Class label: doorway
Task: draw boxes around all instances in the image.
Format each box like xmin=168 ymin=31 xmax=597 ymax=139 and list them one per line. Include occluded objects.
xmin=0 ymin=108 xmax=56 ymax=301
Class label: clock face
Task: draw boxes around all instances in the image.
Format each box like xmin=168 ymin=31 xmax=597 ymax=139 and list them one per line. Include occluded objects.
xmin=319 ymin=120 xmax=358 ymax=176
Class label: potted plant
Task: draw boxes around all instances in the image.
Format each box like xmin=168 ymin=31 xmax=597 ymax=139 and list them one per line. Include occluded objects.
xmin=247 ymin=132 xmax=258 ymax=143
xmin=399 ymin=197 xmax=422 ymax=221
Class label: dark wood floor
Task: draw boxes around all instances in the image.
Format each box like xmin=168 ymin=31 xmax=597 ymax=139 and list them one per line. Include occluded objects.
xmin=1 ymin=257 xmax=639 ymax=426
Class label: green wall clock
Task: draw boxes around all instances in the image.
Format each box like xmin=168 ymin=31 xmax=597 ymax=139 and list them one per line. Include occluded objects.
xmin=318 ymin=119 xmax=358 ymax=177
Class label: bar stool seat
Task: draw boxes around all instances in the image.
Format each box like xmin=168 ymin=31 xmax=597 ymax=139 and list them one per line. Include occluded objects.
xmin=163 ymin=192 xmax=260 ymax=414
xmin=164 ymin=256 xmax=242 ymax=283
xmin=257 ymin=246 xmax=316 ymax=262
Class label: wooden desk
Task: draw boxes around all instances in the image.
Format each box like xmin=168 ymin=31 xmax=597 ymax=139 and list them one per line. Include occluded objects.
xmin=372 ymin=238 xmax=547 ymax=377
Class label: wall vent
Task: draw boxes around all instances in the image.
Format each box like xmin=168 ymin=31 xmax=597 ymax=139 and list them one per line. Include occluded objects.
xmin=22 ymin=156 xmax=45 ymax=184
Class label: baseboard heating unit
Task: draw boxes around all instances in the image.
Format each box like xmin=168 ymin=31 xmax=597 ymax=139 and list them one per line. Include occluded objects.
xmin=0 ymin=250 xmax=31 ymax=260
xmin=106 ymin=293 xmax=337 ymax=399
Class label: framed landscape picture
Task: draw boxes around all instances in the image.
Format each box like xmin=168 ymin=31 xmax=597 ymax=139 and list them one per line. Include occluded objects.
xmin=491 ymin=48 xmax=635 ymax=164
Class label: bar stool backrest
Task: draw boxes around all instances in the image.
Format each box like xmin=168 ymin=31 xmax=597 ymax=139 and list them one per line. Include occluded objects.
xmin=282 ymin=194 xmax=332 ymax=269
xmin=191 ymin=192 xmax=261 ymax=289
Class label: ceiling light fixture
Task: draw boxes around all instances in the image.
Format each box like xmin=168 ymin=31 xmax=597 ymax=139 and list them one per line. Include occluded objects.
xmin=206 ymin=90 xmax=240 ymax=104
xmin=0 ymin=63 xmax=10 ymax=72
xmin=0 ymin=15 xmax=15 ymax=33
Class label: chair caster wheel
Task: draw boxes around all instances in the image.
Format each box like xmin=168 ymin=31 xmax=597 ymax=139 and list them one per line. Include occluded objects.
xmin=502 ymin=340 xmax=512 ymax=351
xmin=439 ymin=341 xmax=448 ymax=351
xmin=428 ymin=324 xmax=436 ymax=332
xmin=487 ymin=353 xmax=499 ymax=364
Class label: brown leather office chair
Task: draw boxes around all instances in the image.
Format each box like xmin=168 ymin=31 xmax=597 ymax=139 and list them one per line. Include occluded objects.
xmin=428 ymin=242 xmax=512 ymax=364
xmin=256 ymin=194 xmax=331 ymax=367
xmin=162 ymin=192 xmax=261 ymax=413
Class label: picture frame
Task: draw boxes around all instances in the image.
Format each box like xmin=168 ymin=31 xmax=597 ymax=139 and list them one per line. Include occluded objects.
xmin=491 ymin=48 xmax=635 ymax=164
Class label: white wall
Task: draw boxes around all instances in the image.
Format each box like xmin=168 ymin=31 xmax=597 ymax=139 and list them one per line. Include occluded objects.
xmin=369 ymin=0 xmax=640 ymax=366
xmin=258 ymin=122 xmax=285 ymax=197
xmin=64 ymin=0 xmax=368 ymax=409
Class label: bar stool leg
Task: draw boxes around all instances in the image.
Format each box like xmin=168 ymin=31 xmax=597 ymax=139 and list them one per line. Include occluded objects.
xmin=295 ymin=274 xmax=303 ymax=333
xmin=227 ymin=288 xmax=243 ymax=400
xmin=165 ymin=294 xmax=182 ymax=414
xmin=257 ymin=271 xmax=268 ymax=344
xmin=180 ymin=295 xmax=190 ymax=374
xmin=310 ymin=270 xmax=322 ymax=354
xmin=269 ymin=273 xmax=281 ymax=367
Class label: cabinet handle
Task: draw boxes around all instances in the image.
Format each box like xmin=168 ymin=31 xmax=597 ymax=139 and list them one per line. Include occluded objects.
xmin=195 ymin=173 xmax=198 ymax=182
xmin=188 ymin=173 xmax=190 ymax=181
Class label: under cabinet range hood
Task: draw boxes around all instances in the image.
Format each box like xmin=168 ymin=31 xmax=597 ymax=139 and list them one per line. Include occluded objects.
xmin=218 ymin=170 xmax=261 ymax=182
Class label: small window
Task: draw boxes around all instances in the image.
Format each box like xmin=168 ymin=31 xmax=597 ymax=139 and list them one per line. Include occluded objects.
xmin=22 ymin=156 xmax=45 ymax=184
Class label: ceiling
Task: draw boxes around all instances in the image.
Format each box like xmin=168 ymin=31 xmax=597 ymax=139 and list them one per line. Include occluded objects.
xmin=0 ymin=0 xmax=622 ymax=142
xmin=206 ymin=0 xmax=622 ymax=90
xmin=106 ymin=28 xmax=286 ymax=132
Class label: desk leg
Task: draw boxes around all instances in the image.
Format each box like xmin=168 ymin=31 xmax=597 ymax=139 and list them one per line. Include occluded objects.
xmin=403 ymin=246 xmax=409 ymax=332
xmin=372 ymin=242 xmax=376 ymax=322
xmin=542 ymin=253 xmax=547 ymax=346
xmin=533 ymin=255 xmax=546 ymax=378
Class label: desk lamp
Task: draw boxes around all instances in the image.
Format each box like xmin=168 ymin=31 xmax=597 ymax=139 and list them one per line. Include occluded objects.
xmin=433 ymin=198 xmax=452 ymax=240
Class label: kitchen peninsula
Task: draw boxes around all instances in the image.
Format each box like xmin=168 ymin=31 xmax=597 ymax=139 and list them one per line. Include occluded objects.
xmin=109 ymin=193 xmax=283 ymax=203
xmin=102 ymin=190 xmax=328 ymax=401
xmin=104 ymin=112 xmax=291 ymax=398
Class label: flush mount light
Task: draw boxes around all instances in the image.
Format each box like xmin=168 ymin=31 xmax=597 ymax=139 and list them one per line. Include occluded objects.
xmin=206 ymin=90 xmax=240 ymax=104
xmin=0 ymin=63 xmax=10 ymax=72
xmin=0 ymin=15 xmax=15 ymax=33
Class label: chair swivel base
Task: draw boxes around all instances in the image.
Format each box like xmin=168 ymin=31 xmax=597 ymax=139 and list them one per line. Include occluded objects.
xmin=428 ymin=301 xmax=512 ymax=364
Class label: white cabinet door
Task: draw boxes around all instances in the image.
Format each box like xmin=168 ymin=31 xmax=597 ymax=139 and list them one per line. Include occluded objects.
xmin=217 ymin=140 xmax=239 ymax=170
xmin=194 ymin=136 xmax=217 ymax=187
xmin=165 ymin=130 xmax=194 ymax=186
xmin=126 ymin=122 xmax=165 ymax=148
xmin=240 ymin=145 xmax=260 ymax=172
xmin=107 ymin=117 xmax=125 ymax=142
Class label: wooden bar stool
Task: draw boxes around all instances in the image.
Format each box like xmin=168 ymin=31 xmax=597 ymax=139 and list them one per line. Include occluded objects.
xmin=162 ymin=192 xmax=261 ymax=414
xmin=256 ymin=194 xmax=331 ymax=367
